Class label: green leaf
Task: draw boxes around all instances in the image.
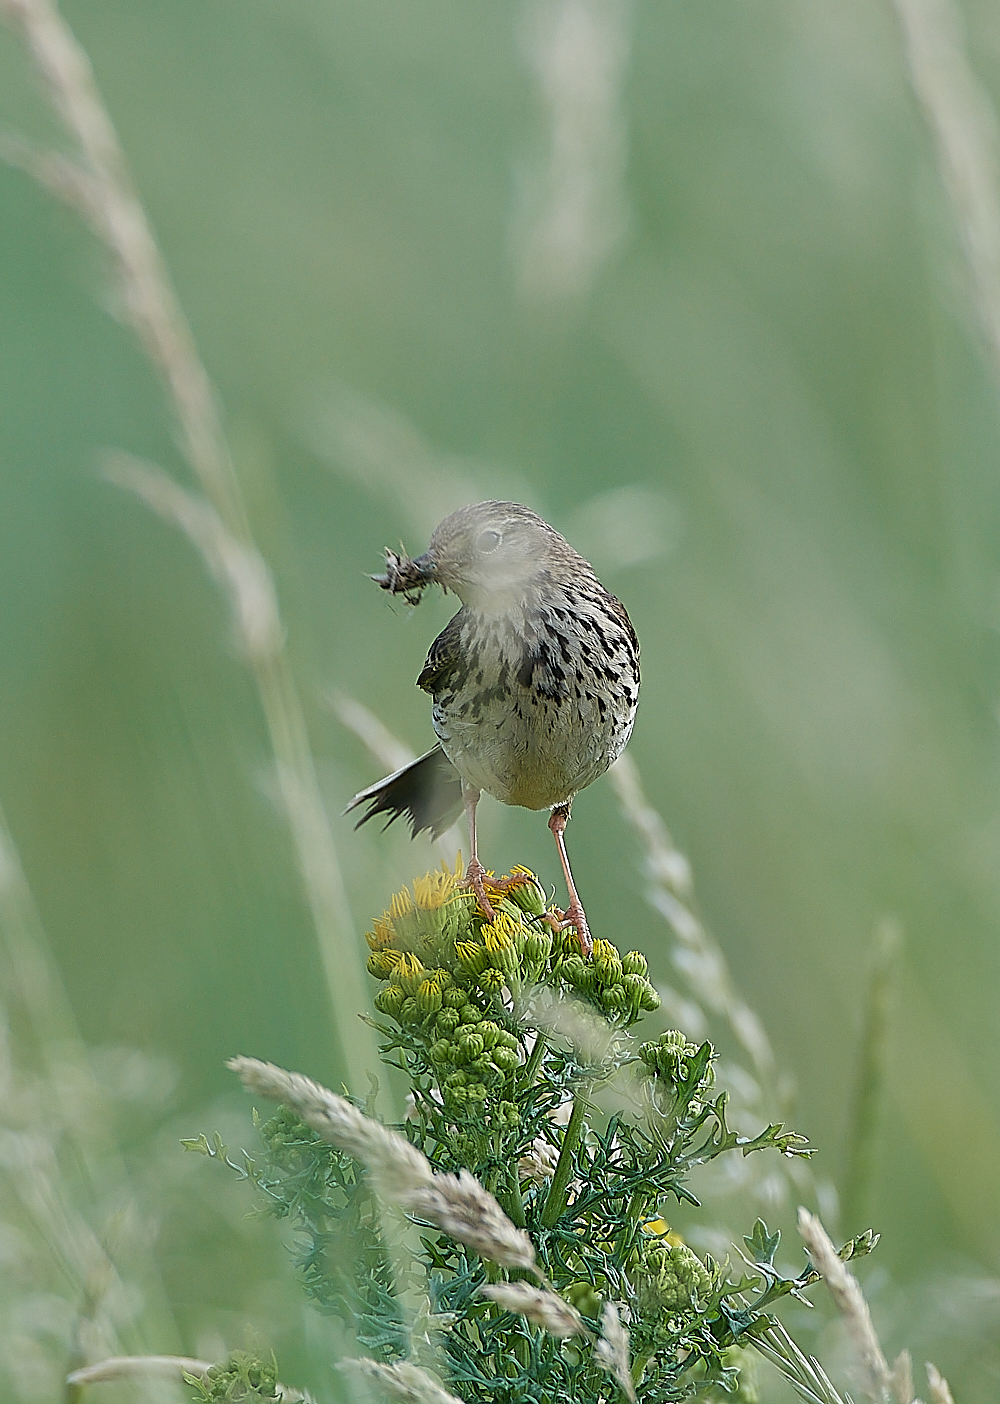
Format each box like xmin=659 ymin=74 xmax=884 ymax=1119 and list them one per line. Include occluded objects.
xmin=743 ymin=1218 xmax=781 ymax=1267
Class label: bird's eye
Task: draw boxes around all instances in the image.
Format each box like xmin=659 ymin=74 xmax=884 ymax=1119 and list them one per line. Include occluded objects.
xmin=476 ymin=529 xmax=502 ymax=553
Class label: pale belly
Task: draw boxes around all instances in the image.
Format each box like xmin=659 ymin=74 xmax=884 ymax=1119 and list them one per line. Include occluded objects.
xmin=432 ymin=688 xmax=634 ymax=811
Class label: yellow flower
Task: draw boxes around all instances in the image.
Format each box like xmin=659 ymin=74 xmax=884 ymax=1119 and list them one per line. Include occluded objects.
xmin=484 ymin=921 xmax=519 ymax=977
xmin=367 ymin=948 xmax=405 ymax=979
xmin=412 ymin=854 xmax=464 ymax=917
xmin=394 ymin=952 xmax=426 ymax=995
xmin=390 ymin=887 xmax=414 ymax=921
xmin=491 ymin=910 xmax=522 ymax=942
xmin=642 ymin=1218 xmax=685 ymax=1246
xmin=365 ymin=915 xmax=397 ymax=951
xmin=412 ymin=853 xmax=464 ymax=911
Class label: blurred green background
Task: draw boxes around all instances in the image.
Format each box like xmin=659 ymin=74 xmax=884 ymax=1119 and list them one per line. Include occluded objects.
xmin=3 ymin=0 xmax=1000 ymax=1399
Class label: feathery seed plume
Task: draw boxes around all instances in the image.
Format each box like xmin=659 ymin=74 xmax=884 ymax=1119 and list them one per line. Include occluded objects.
xmin=890 ymin=1350 xmax=914 ymax=1404
xmin=926 ymin=1361 xmax=955 ymax=1404
xmin=797 ymin=1207 xmax=890 ymax=1402
xmin=338 ymin=1357 xmax=463 ymax=1404
xmin=231 ymin=1057 xmax=536 ymax=1269
xmin=480 ymin=1282 xmax=587 ymax=1338
xmin=594 ymin=1301 xmax=636 ymax=1403
xmin=65 ymin=1356 xmax=311 ymax=1401
xmin=228 ymin=1057 xmax=433 ymax=1198
xmin=518 ymin=1135 xmax=559 ymax=1184
xmin=405 ymin=1169 xmax=537 ymax=1271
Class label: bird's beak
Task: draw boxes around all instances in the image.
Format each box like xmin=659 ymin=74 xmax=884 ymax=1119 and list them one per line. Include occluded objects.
xmin=409 ymin=552 xmax=437 ymax=581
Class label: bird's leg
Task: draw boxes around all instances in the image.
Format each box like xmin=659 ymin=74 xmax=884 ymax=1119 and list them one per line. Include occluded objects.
xmin=462 ymin=784 xmax=497 ymax=922
xmin=548 ymin=803 xmax=592 ymax=956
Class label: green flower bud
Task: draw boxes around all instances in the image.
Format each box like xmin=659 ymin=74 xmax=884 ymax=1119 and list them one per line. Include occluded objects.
xmin=395 ymin=954 xmax=426 ymax=996
xmin=642 ymin=1030 xmax=710 ymax=1087
xmin=477 ymin=1020 xmax=501 ymax=1049
xmin=560 ymin=955 xmax=587 ymax=988
xmin=504 ymin=869 xmax=547 ymax=917
xmin=435 ymin=1007 xmax=461 ymax=1036
xmin=416 ymin=979 xmax=443 ymax=1016
xmin=524 ymin=929 xmax=554 ymax=965
xmin=429 ymin=1040 xmax=452 ymax=1065
xmin=373 ymin=984 xmax=405 ymax=1018
xmin=648 ymin=1032 xmax=687 ymax=1079
xmin=566 ymin=1281 xmax=602 ymax=1318
xmin=445 ymin=1071 xmax=467 ymax=1089
xmin=622 ymin=950 xmax=648 ymax=977
xmin=639 ymin=983 xmax=661 ymax=1012
xmin=443 ymin=987 xmax=469 ymax=1010
xmin=553 ymin=928 xmax=580 ymax=959
xmin=496 ymin=1030 xmax=519 ymax=1051
xmin=399 ymin=997 xmax=421 ymax=1025
xmin=601 ymin=985 xmax=627 ymax=1014
xmin=478 ymin=967 xmax=505 ymax=996
xmin=457 ymin=1032 xmax=485 ymax=1062
xmin=455 ymin=940 xmax=489 ymax=977
xmin=592 ymin=939 xmax=623 ymax=987
xmin=498 ymin=1100 xmax=519 ymax=1126
xmin=460 ymin=1003 xmax=482 ymax=1025
xmin=637 ymin=1242 xmax=713 ymax=1315
xmin=367 ymin=949 xmax=402 ymax=980
xmin=467 ymin=1082 xmax=487 ymax=1102
xmin=491 ymin=1046 xmax=519 ymax=1075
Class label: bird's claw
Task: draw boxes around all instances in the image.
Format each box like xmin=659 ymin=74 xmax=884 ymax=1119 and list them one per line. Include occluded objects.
xmin=542 ymin=904 xmax=593 ymax=957
xmin=464 ymin=857 xmax=498 ymax=923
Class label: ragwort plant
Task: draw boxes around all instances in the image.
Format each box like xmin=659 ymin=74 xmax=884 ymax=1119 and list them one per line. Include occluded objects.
xmin=189 ymin=858 xmax=881 ymax=1403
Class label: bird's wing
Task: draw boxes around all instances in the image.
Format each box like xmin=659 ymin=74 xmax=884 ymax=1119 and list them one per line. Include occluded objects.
xmin=417 ymin=611 xmax=466 ymax=695
xmin=606 ymin=593 xmax=640 ymax=658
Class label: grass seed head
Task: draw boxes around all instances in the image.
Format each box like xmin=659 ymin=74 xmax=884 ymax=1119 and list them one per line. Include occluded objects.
xmin=480 ymin=1282 xmax=587 ymax=1338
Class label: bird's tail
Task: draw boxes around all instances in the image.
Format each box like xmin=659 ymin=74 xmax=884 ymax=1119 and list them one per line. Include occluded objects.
xmin=344 ymin=744 xmax=463 ymax=840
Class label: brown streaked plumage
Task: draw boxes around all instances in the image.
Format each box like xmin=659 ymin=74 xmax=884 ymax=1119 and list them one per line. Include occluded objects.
xmin=345 ymin=501 xmax=640 ymax=954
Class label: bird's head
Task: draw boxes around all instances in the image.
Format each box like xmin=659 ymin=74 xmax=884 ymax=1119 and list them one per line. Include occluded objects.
xmin=374 ymin=502 xmax=590 ymax=612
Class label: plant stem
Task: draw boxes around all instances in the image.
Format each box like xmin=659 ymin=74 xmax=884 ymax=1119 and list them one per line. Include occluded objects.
xmin=841 ymin=919 xmax=899 ymax=1234
xmin=541 ymin=1085 xmax=590 ymax=1228
xmin=520 ymin=1031 xmax=546 ymax=1088
xmin=505 ymin=1164 xmax=527 ymax=1229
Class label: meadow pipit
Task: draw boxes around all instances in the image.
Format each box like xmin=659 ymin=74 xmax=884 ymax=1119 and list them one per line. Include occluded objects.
xmin=345 ymin=501 xmax=640 ymax=955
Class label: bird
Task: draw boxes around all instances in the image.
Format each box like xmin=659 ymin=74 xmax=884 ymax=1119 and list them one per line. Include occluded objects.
xmin=344 ymin=501 xmax=640 ymax=956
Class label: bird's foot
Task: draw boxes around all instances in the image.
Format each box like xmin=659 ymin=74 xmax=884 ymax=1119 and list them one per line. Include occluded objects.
xmin=544 ymin=902 xmax=593 ymax=957
xmin=464 ymin=857 xmax=498 ymax=923
xmin=563 ymin=902 xmax=593 ymax=958
xmin=487 ymin=872 xmax=527 ymax=893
